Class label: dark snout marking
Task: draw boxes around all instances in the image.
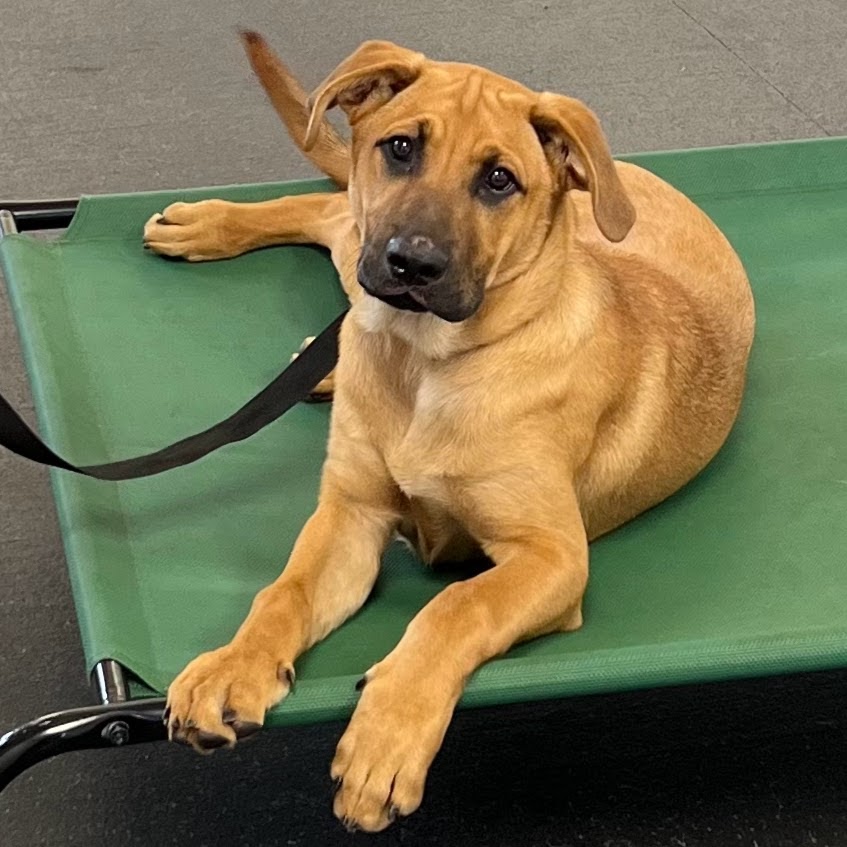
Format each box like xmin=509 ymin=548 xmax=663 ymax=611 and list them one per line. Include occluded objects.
xmin=385 ymin=235 xmax=449 ymax=284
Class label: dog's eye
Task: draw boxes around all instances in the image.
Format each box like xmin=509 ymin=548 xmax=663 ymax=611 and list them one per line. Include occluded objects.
xmin=379 ymin=135 xmax=421 ymax=176
xmin=484 ymin=166 xmax=518 ymax=195
xmin=389 ymin=136 xmax=414 ymax=162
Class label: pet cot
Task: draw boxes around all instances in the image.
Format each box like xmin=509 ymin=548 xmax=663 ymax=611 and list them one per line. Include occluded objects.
xmin=1 ymin=136 xmax=846 ymax=792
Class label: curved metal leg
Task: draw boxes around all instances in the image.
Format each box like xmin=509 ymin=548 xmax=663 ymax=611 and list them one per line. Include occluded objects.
xmin=0 ymin=659 xmax=167 ymax=793
xmin=0 ymin=697 xmax=168 ymax=792
xmin=0 ymin=698 xmax=168 ymax=793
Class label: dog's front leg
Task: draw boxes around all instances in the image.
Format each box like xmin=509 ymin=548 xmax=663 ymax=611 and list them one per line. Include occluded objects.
xmin=143 ymin=192 xmax=355 ymax=267
xmin=331 ymin=486 xmax=588 ymax=832
xmin=165 ymin=439 xmax=401 ymax=751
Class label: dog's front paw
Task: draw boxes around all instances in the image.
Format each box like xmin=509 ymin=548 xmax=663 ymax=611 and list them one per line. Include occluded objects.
xmin=143 ymin=199 xmax=244 ymax=261
xmin=331 ymin=664 xmax=455 ymax=832
xmin=165 ymin=645 xmax=294 ymax=753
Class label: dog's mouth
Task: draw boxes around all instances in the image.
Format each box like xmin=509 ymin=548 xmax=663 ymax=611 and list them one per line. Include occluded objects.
xmin=359 ymin=278 xmax=479 ymax=322
xmin=357 ymin=268 xmax=433 ymax=315
xmin=370 ymin=289 xmax=430 ymax=313
xmin=357 ymin=256 xmax=483 ymax=323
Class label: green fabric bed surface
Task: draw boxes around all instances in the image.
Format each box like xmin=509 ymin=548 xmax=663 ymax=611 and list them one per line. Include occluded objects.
xmin=1 ymin=137 xmax=845 ymax=726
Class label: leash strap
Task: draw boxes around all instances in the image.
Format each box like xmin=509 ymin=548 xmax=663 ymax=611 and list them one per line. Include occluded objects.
xmin=0 ymin=310 xmax=347 ymax=481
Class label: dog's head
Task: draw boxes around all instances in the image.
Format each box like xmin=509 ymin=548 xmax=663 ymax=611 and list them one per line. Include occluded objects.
xmin=306 ymin=42 xmax=635 ymax=323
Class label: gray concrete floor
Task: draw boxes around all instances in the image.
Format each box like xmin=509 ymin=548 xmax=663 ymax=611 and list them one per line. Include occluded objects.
xmin=1 ymin=2 xmax=846 ymax=845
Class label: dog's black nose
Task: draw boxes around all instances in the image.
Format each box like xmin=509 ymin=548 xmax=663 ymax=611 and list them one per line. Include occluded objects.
xmin=385 ymin=235 xmax=448 ymax=284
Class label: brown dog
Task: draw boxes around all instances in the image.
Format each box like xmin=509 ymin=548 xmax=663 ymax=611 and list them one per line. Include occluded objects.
xmin=144 ymin=32 xmax=754 ymax=832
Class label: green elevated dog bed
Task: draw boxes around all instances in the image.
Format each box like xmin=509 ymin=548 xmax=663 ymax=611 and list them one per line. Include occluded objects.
xmin=1 ymin=136 xmax=846 ymax=789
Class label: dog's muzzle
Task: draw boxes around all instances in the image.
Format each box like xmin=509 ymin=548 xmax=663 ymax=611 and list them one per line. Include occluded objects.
xmin=357 ymin=234 xmax=481 ymax=322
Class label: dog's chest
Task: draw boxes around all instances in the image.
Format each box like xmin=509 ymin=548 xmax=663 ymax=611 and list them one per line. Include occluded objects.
xmin=386 ymin=433 xmax=453 ymax=507
xmin=384 ymin=379 xmax=469 ymax=507
xmin=390 ymin=460 xmax=450 ymax=505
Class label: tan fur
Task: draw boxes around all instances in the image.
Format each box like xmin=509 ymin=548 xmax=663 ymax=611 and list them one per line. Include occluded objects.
xmin=146 ymin=32 xmax=754 ymax=832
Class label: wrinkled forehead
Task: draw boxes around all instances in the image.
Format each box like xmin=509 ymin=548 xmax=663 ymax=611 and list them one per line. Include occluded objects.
xmin=365 ymin=61 xmax=541 ymax=157
xmin=417 ymin=61 xmax=536 ymax=112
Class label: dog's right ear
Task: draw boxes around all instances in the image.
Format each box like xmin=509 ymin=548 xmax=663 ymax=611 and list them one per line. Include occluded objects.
xmin=531 ymin=94 xmax=635 ymax=242
xmin=305 ymin=41 xmax=425 ymax=149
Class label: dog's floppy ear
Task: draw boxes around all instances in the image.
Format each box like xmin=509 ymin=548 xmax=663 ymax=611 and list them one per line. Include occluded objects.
xmin=305 ymin=41 xmax=425 ymax=149
xmin=531 ymin=93 xmax=635 ymax=242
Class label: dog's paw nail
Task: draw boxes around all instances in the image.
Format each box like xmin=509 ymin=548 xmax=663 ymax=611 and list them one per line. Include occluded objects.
xmin=232 ymin=720 xmax=262 ymax=740
xmin=278 ymin=662 xmax=296 ymax=691
xmin=305 ymin=391 xmax=333 ymax=404
xmin=196 ymin=730 xmax=230 ymax=750
xmin=162 ymin=706 xmax=171 ymax=724
xmin=355 ymin=675 xmax=367 ymax=691
xmin=388 ymin=804 xmax=399 ymax=822
xmin=342 ymin=816 xmax=358 ymax=833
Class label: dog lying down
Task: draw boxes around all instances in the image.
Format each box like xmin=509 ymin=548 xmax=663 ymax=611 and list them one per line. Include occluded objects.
xmin=143 ymin=31 xmax=754 ymax=832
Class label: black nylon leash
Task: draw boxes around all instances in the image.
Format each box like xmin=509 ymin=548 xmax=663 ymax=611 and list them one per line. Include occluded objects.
xmin=0 ymin=310 xmax=347 ymax=481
